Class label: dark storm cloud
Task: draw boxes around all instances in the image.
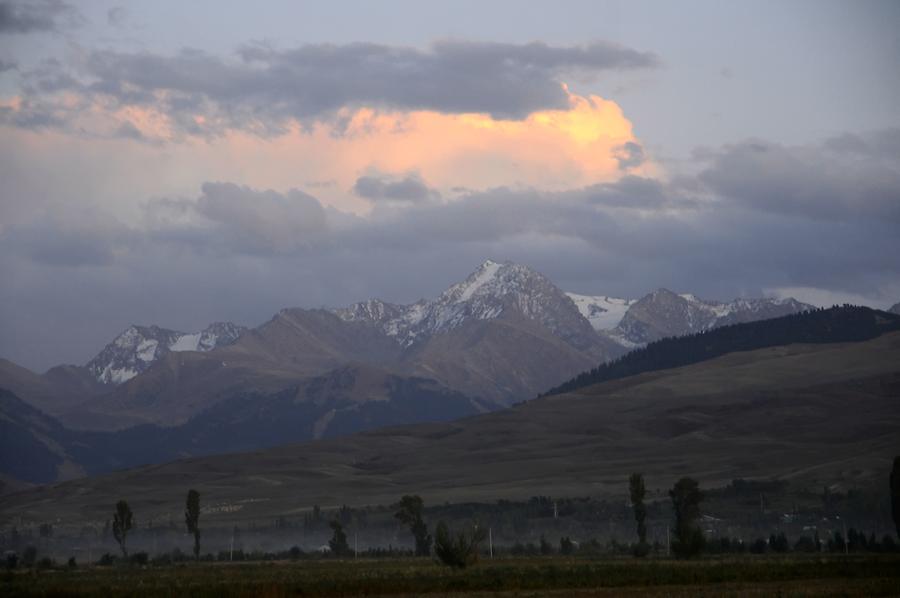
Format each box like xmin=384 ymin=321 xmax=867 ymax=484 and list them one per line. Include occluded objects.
xmin=2 ymin=40 xmax=658 ymax=135
xmin=699 ymin=133 xmax=900 ymax=223
xmin=578 ymin=176 xmax=677 ymax=209
xmin=353 ymin=174 xmax=438 ymax=203
xmin=167 ymin=182 xmax=328 ymax=255
xmin=0 ymin=0 xmax=77 ymax=34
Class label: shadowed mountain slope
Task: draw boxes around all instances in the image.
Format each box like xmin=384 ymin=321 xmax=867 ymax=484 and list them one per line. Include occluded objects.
xmin=0 ymin=364 xmax=483 ymax=485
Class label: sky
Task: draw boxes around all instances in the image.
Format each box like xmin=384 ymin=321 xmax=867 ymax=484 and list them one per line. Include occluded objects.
xmin=1 ymin=0 xmax=898 ymax=370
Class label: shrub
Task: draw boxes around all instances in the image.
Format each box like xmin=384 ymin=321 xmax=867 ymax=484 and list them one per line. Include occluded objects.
xmin=36 ymin=557 xmax=54 ymax=570
xmin=632 ymin=541 xmax=651 ymax=557
xmin=770 ymin=532 xmax=790 ymax=553
xmin=97 ymin=553 xmax=116 ymax=566
xmin=22 ymin=546 xmax=37 ymax=567
xmin=750 ymin=538 xmax=768 ymax=554
xmin=434 ymin=521 xmax=486 ymax=569
xmin=129 ymin=552 xmax=149 ymax=566
xmin=794 ymin=536 xmax=818 ymax=553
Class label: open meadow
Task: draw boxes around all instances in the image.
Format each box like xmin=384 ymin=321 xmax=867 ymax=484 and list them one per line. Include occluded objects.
xmin=4 ymin=554 xmax=900 ymax=597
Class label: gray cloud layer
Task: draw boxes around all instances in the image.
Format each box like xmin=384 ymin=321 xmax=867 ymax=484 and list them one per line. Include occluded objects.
xmin=2 ymin=40 xmax=658 ymax=136
xmin=0 ymin=0 xmax=75 ymax=34
xmin=2 ymin=129 xmax=899 ymax=370
xmin=353 ymin=173 xmax=438 ymax=203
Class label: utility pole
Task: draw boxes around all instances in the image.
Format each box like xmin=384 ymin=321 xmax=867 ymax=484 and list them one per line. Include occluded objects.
xmin=666 ymin=526 xmax=670 ymax=557
xmin=355 ymin=531 xmax=358 ymax=559
xmin=230 ymin=527 xmax=234 ymax=562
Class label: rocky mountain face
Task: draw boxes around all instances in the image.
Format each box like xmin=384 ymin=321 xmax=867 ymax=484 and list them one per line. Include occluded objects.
xmin=889 ymin=302 xmax=900 ymax=315
xmin=5 ymin=260 xmax=814 ymax=435
xmin=605 ymin=289 xmax=813 ymax=347
xmin=85 ymin=322 xmax=246 ymax=384
xmin=335 ymin=260 xmax=602 ymax=352
xmin=76 ymin=261 xmax=812 ymax=393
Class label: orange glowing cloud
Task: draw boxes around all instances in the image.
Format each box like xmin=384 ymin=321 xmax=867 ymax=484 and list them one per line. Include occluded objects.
xmin=2 ymin=87 xmax=652 ymax=216
xmin=190 ymin=89 xmax=652 ymax=212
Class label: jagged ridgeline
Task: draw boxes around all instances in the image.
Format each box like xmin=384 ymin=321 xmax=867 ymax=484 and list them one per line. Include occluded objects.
xmin=542 ymin=305 xmax=900 ymax=397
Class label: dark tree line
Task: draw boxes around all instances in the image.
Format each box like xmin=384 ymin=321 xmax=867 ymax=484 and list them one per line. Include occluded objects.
xmin=543 ymin=306 xmax=900 ymax=397
xmin=38 ymin=454 xmax=900 ymax=568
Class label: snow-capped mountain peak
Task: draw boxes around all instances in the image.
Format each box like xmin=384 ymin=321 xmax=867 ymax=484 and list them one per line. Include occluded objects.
xmin=335 ymin=260 xmax=597 ymax=349
xmin=86 ymin=321 xmax=246 ymax=384
xmin=443 ymin=259 xmax=505 ymax=303
xmin=608 ymin=289 xmax=814 ymax=346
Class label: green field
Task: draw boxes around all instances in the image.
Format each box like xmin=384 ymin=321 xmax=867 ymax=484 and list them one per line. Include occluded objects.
xmin=4 ymin=555 xmax=900 ymax=597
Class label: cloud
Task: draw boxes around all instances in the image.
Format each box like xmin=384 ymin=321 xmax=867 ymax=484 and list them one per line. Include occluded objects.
xmin=0 ymin=0 xmax=77 ymax=34
xmin=1 ymin=209 xmax=131 ymax=267
xmin=148 ymin=182 xmax=329 ymax=255
xmin=106 ymin=6 xmax=127 ymax=27
xmin=1 ymin=40 xmax=657 ymax=137
xmin=613 ymin=141 xmax=645 ymax=170
xmin=353 ymin=173 xmax=438 ymax=203
xmin=0 ymin=89 xmax=647 ymax=215
xmin=699 ymin=131 xmax=900 ymax=223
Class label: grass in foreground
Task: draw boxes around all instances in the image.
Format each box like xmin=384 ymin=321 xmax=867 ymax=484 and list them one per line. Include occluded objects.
xmin=3 ymin=554 xmax=899 ymax=597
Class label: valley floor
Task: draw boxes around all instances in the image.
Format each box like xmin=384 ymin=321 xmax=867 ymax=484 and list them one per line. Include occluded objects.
xmin=3 ymin=554 xmax=899 ymax=597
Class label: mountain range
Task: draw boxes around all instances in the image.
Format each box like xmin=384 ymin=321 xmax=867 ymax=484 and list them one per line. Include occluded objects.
xmin=78 ymin=262 xmax=813 ymax=388
xmin=0 ymin=260 xmax=826 ymax=486
xmin=3 ymin=305 xmax=898 ymax=526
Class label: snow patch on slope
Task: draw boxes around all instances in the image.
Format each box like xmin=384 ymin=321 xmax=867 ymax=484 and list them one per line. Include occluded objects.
xmin=566 ymin=293 xmax=635 ymax=331
xmin=87 ymin=322 xmax=246 ymax=384
xmin=169 ymin=333 xmax=202 ymax=352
